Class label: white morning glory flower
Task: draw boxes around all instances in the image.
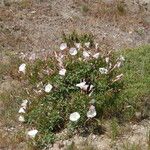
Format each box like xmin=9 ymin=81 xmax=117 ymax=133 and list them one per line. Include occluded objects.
xmin=83 ymin=51 xmax=90 ymax=58
xmin=69 ymin=112 xmax=80 ymax=122
xmin=76 ymin=81 xmax=88 ymax=91
xmin=99 ymin=68 xmax=108 ymax=74
xmin=85 ymin=42 xmax=90 ymax=48
xmin=44 ymin=84 xmax=53 ymax=93
xmin=21 ymin=99 xmax=28 ymax=109
xmin=119 ymin=55 xmax=125 ymax=61
xmin=74 ymin=43 xmax=81 ymax=49
xmin=69 ymin=48 xmax=78 ymax=56
xmin=76 ymin=81 xmax=93 ymax=91
xmin=27 ymin=129 xmax=38 ymax=138
xmin=105 ymin=57 xmax=109 ymax=64
xmin=59 ymin=68 xmax=66 ymax=76
xmin=18 ymin=115 xmax=25 ymax=122
xmin=18 ymin=107 xmax=26 ymax=114
xmin=60 ymin=43 xmax=67 ymax=50
xmin=19 ymin=63 xmax=26 ymax=74
xmin=87 ymin=105 xmax=97 ymax=118
xmin=93 ymin=53 xmax=100 ymax=59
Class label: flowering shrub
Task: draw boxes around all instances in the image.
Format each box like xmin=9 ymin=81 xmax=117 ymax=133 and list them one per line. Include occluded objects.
xmin=18 ymin=33 xmax=125 ymax=148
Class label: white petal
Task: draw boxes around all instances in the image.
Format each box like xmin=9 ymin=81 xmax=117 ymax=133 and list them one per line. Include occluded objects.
xmin=99 ymin=68 xmax=108 ymax=74
xmin=87 ymin=105 xmax=97 ymax=118
xmin=18 ymin=115 xmax=25 ymax=122
xmin=21 ymin=100 xmax=28 ymax=109
xmin=59 ymin=68 xmax=66 ymax=76
xmin=119 ymin=55 xmax=125 ymax=61
xmin=18 ymin=107 xmax=26 ymax=113
xmin=76 ymin=81 xmax=92 ymax=91
xmin=85 ymin=42 xmax=90 ymax=48
xmin=87 ymin=110 xmax=96 ymax=118
xmin=45 ymin=84 xmax=53 ymax=93
xmin=93 ymin=53 xmax=100 ymax=59
xmin=76 ymin=81 xmax=86 ymax=89
xmin=116 ymin=61 xmax=122 ymax=68
xmin=69 ymin=48 xmax=78 ymax=56
xmin=69 ymin=112 xmax=80 ymax=122
xmin=82 ymin=85 xmax=89 ymax=91
xmin=19 ymin=63 xmax=26 ymax=74
xmin=74 ymin=43 xmax=81 ymax=49
xmin=60 ymin=43 xmax=67 ymax=50
xmin=83 ymin=51 xmax=90 ymax=58
xmin=105 ymin=57 xmax=109 ymax=63
xmin=89 ymin=85 xmax=94 ymax=91
xmin=27 ymin=129 xmax=38 ymax=138
xmin=22 ymin=99 xmax=28 ymax=104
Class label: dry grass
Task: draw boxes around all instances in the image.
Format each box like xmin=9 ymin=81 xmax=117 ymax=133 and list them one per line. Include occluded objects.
xmin=0 ymin=22 xmax=31 ymax=52
xmin=0 ymin=55 xmax=29 ymax=149
xmin=74 ymin=0 xmax=142 ymax=30
xmin=3 ymin=0 xmax=33 ymax=9
xmin=65 ymin=141 xmax=97 ymax=150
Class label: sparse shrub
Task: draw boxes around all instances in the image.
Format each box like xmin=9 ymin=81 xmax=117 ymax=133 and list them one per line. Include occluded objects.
xmin=22 ymin=32 xmax=125 ymax=148
xmin=117 ymin=1 xmax=126 ymax=15
xmin=62 ymin=31 xmax=94 ymax=48
xmin=3 ymin=0 xmax=32 ymax=9
xmin=80 ymin=4 xmax=89 ymax=14
xmin=17 ymin=0 xmax=32 ymax=10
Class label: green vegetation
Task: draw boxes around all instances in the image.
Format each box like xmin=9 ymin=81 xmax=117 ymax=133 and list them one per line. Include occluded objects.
xmin=117 ymin=1 xmax=126 ymax=15
xmin=110 ymin=118 xmax=120 ymax=140
xmin=62 ymin=31 xmax=94 ymax=47
xmin=3 ymin=0 xmax=32 ymax=9
xmin=118 ymin=45 xmax=150 ymax=121
xmin=24 ymin=32 xmax=124 ymax=148
xmin=80 ymin=4 xmax=89 ymax=14
xmin=4 ymin=31 xmax=149 ymax=149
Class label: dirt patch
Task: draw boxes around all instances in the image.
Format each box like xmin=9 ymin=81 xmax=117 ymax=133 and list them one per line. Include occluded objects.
xmin=48 ymin=119 xmax=150 ymax=150
xmin=0 ymin=0 xmax=150 ymax=56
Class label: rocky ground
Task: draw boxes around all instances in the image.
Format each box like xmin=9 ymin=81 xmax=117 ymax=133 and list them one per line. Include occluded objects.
xmin=0 ymin=0 xmax=150 ymax=149
xmin=51 ymin=119 xmax=150 ymax=150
